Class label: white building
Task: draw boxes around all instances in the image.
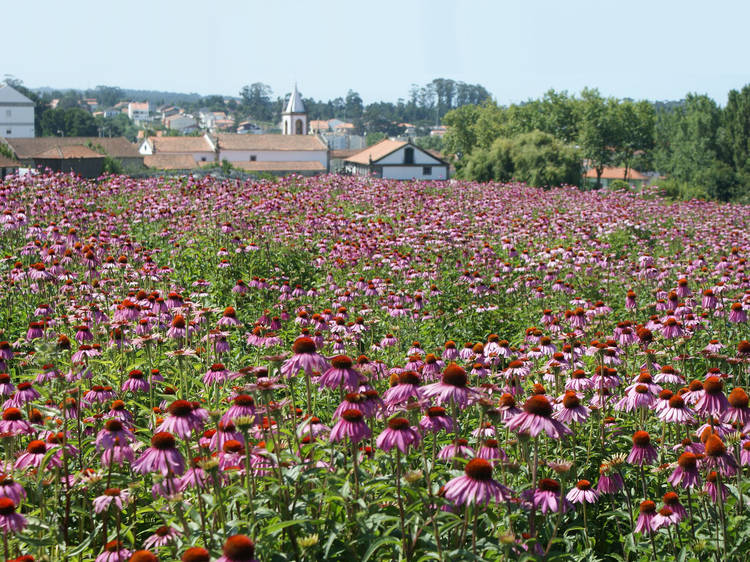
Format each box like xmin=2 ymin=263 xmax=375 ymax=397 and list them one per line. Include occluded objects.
xmin=138 ymin=135 xmax=216 ymax=164
xmin=344 ymin=139 xmax=448 ymax=180
xmin=281 ymin=84 xmax=307 ymax=136
xmin=164 ymin=114 xmax=198 ymax=134
xmin=0 ymin=84 xmax=35 ymax=138
xmin=215 ymin=133 xmax=328 ymax=173
xmin=127 ymin=102 xmax=151 ymax=123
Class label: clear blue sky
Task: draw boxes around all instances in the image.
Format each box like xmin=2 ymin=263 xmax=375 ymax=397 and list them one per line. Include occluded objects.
xmin=3 ymin=0 xmax=749 ymax=105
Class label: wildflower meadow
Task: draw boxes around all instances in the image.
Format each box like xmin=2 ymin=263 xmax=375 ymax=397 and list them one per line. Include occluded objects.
xmin=1 ymin=172 xmax=749 ymax=561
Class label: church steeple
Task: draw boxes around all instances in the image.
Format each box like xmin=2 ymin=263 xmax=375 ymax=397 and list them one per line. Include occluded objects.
xmin=282 ymin=83 xmax=307 ymax=135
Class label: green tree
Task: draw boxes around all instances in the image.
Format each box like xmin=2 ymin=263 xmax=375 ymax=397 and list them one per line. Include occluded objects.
xmin=654 ymin=94 xmax=738 ymax=200
xmin=345 ymin=90 xmax=364 ymax=121
xmin=614 ymin=99 xmax=654 ymax=180
xmin=239 ymin=83 xmax=273 ymax=121
xmin=579 ymin=88 xmax=618 ymax=188
xmin=40 ymin=108 xmax=97 ymax=137
xmin=442 ymin=104 xmax=480 ymax=158
xmin=460 ymin=130 xmax=581 ymax=188
xmin=722 ymin=85 xmax=750 ymax=190
xmin=366 ymin=132 xmax=387 ymax=146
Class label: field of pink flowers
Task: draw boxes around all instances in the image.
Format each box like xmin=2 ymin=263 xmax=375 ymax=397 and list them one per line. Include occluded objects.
xmin=0 ymin=172 xmax=749 ymax=561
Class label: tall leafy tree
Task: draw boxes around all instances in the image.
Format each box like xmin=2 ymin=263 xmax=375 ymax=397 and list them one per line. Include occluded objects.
xmin=239 ymin=83 xmax=273 ymax=121
xmin=722 ymin=85 xmax=750 ymax=188
xmin=579 ymin=88 xmax=618 ymax=188
xmin=615 ymin=99 xmax=655 ymax=180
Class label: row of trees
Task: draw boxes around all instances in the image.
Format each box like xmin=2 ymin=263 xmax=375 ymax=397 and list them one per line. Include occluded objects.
xmin=238 ymin=78 xmax=491 ymax=133
xmin=444 ymin=86 xmax=750 ymax=201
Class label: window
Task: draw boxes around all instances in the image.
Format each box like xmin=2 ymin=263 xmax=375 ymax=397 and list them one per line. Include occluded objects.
xmin=5 ymin=110 xmax=10 ymax=117
xmin=250 ymin=155 xmax=257 ymax=161
xmin=5 ymin=129 xmax=10 ymax=135
xmin=423 ymin=166 xmax=432 ymax=176
xmin=295 ymin=119 xmax=303 ymax=134
xmin=404 ymin=147 xmax=414 ymax=164
xmin=201 ymin=157 xmax=207 ymax=162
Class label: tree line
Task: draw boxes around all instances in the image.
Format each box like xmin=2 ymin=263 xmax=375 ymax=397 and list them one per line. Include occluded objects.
xmin=444 ymin=86 xmax=750 ymax=202
xmin=239 ymin=78 xmax=491 ymax=135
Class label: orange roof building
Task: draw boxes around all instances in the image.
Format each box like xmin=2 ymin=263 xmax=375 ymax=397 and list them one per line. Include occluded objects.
xmin=344 ymin=139 xmax=448 ymax=180
xmin=584 ymin=166 xmax=647 ymax=181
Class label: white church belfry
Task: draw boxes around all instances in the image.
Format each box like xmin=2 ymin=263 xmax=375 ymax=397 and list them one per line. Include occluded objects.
xmin=282 ymin=84 xmax=307 ymax=135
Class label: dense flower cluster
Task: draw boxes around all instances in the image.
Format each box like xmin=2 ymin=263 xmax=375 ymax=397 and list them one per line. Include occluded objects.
xmin=0 ymin=171 xmax=748 ymax=559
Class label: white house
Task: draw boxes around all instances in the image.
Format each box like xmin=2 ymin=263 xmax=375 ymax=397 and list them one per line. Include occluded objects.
xmin=216 ymin=133 xmax=328 ymax=172
xmin=138 ymin=134 xmax=216 ymax=164
xmin=164 ymin=114 xmax=198 ymax=134
xmin=127 ymin=102 xmax=151 ymax=123
xmin=344 ymin=139 xmax=448 ymax=180
xmin=0 ymin=84 xmax=35 ymax=138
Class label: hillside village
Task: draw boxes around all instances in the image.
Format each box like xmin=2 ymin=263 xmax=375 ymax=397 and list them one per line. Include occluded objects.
xmin=6 ymin=76 xmax=750 ymax=201
xmin=0 ymin=81 xmax=454 ymax=180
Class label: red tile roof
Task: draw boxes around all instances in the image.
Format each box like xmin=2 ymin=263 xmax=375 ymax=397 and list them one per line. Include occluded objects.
xmin=35 ymin=145 xmax=104 ymax=159
xmin=216 ymin=134 xmax=327 ymax=151
xmin=4 ymin=137 xmax=139 ymax=159
xmin=584 ymin=166 xmax=647 ymax=181
xmin=148 ymin=136 xmax=214 ymax=153
xmin=144 ymin=154 xmax=198 ymax=170
xmin=344 ymin=139 xmax=406 ymax=165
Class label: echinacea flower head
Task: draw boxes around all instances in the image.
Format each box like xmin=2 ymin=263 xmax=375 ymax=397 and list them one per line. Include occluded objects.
xmin=132 ymin=432 xmax=185 ymax=476
xmin=96 ymin=419 xmax=135 ymax=450
xmin=181 ymin=547 xmax=210 ymax=562
xmin=421 ymin=363 xmax=477 ymax=409
xmin=662 ymin=491 xmax=687 ymax=520
xmin=419 ymin=406 xmax=454 ymax=433
xmin=694 ymin=376 xmax=729 ymax=417
xmin=703 ymin=434 xmax=737 ymax=476
xmin=95 ymin=540 xmax=131 ymax=562
xmin=157 ymin=400 xmax=203 ymax=439
xmin=0 ymin=474 xmax=26 ymax=505
xmin=442 ymin=458 xmax=512 ymax=507
xmin=218 ymin=535 xmax=259 ymax=562
xmin=143 ymin=525 xmax=181 ymax=549
xmin=375 ymin=417 xmax=420 ymax=453
xmin=281 ymin=337 xmax=329 ymax=378
xmin=329 ymin=409 xmax=371 ymax=444
xmin=723 ymin=387 xmax=750 ymax=425
xmin=554 ymin=391 xmax=590 ymax=423
xmin=530 ymin=478 xmax=571 ymax=514
xmin=627 ymin=431 xmax=658 ymax=465
xmin=129 ymin=551 xmax=159 ymax=562
xmin=668 ymin=451 xmax=701 ymax=488
xmin=15 ymin=439 xmax=61 ymax=470
xmin=0 ymin=497 xmax=26 ymax=534
xmin=634 ymin=500 xmax=657 ymax=534
xmin=506 ymin=395 xmax=571 ymax=438
xmin=317 ymin=355 xmax=361 ymax=391
xmin=566 ymin=479 xmax=599 ymax=504
xmin=93 ymin=487 xmax=131 ymax=513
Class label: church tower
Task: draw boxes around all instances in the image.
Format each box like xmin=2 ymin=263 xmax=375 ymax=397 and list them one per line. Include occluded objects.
xmin=281 ymin=84 xmax=307 ymax=135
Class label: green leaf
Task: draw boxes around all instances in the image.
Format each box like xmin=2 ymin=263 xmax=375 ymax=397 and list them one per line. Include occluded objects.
xmin=361 ymin=536 xmax=401 ymax=562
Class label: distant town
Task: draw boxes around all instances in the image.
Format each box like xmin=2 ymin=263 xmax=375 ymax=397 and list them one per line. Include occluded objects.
xmin=0 ymin=78 xmax=471 ymax=180
xmin=3 ymin=76 xmax=750 ymax=203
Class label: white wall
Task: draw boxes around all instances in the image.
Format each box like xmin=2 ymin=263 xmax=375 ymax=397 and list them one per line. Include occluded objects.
xmin=0 ymin=104 xmax=35 ymax=137
xmin=377 ymin=145 xmax=442 ymax=166
xmin=281 ymin=114 xmax=307 ymax=136
xmin=220 ymin=149 xmax=327 ymax=168
xmin=382 ymin=165 xmax=448 ymax=180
